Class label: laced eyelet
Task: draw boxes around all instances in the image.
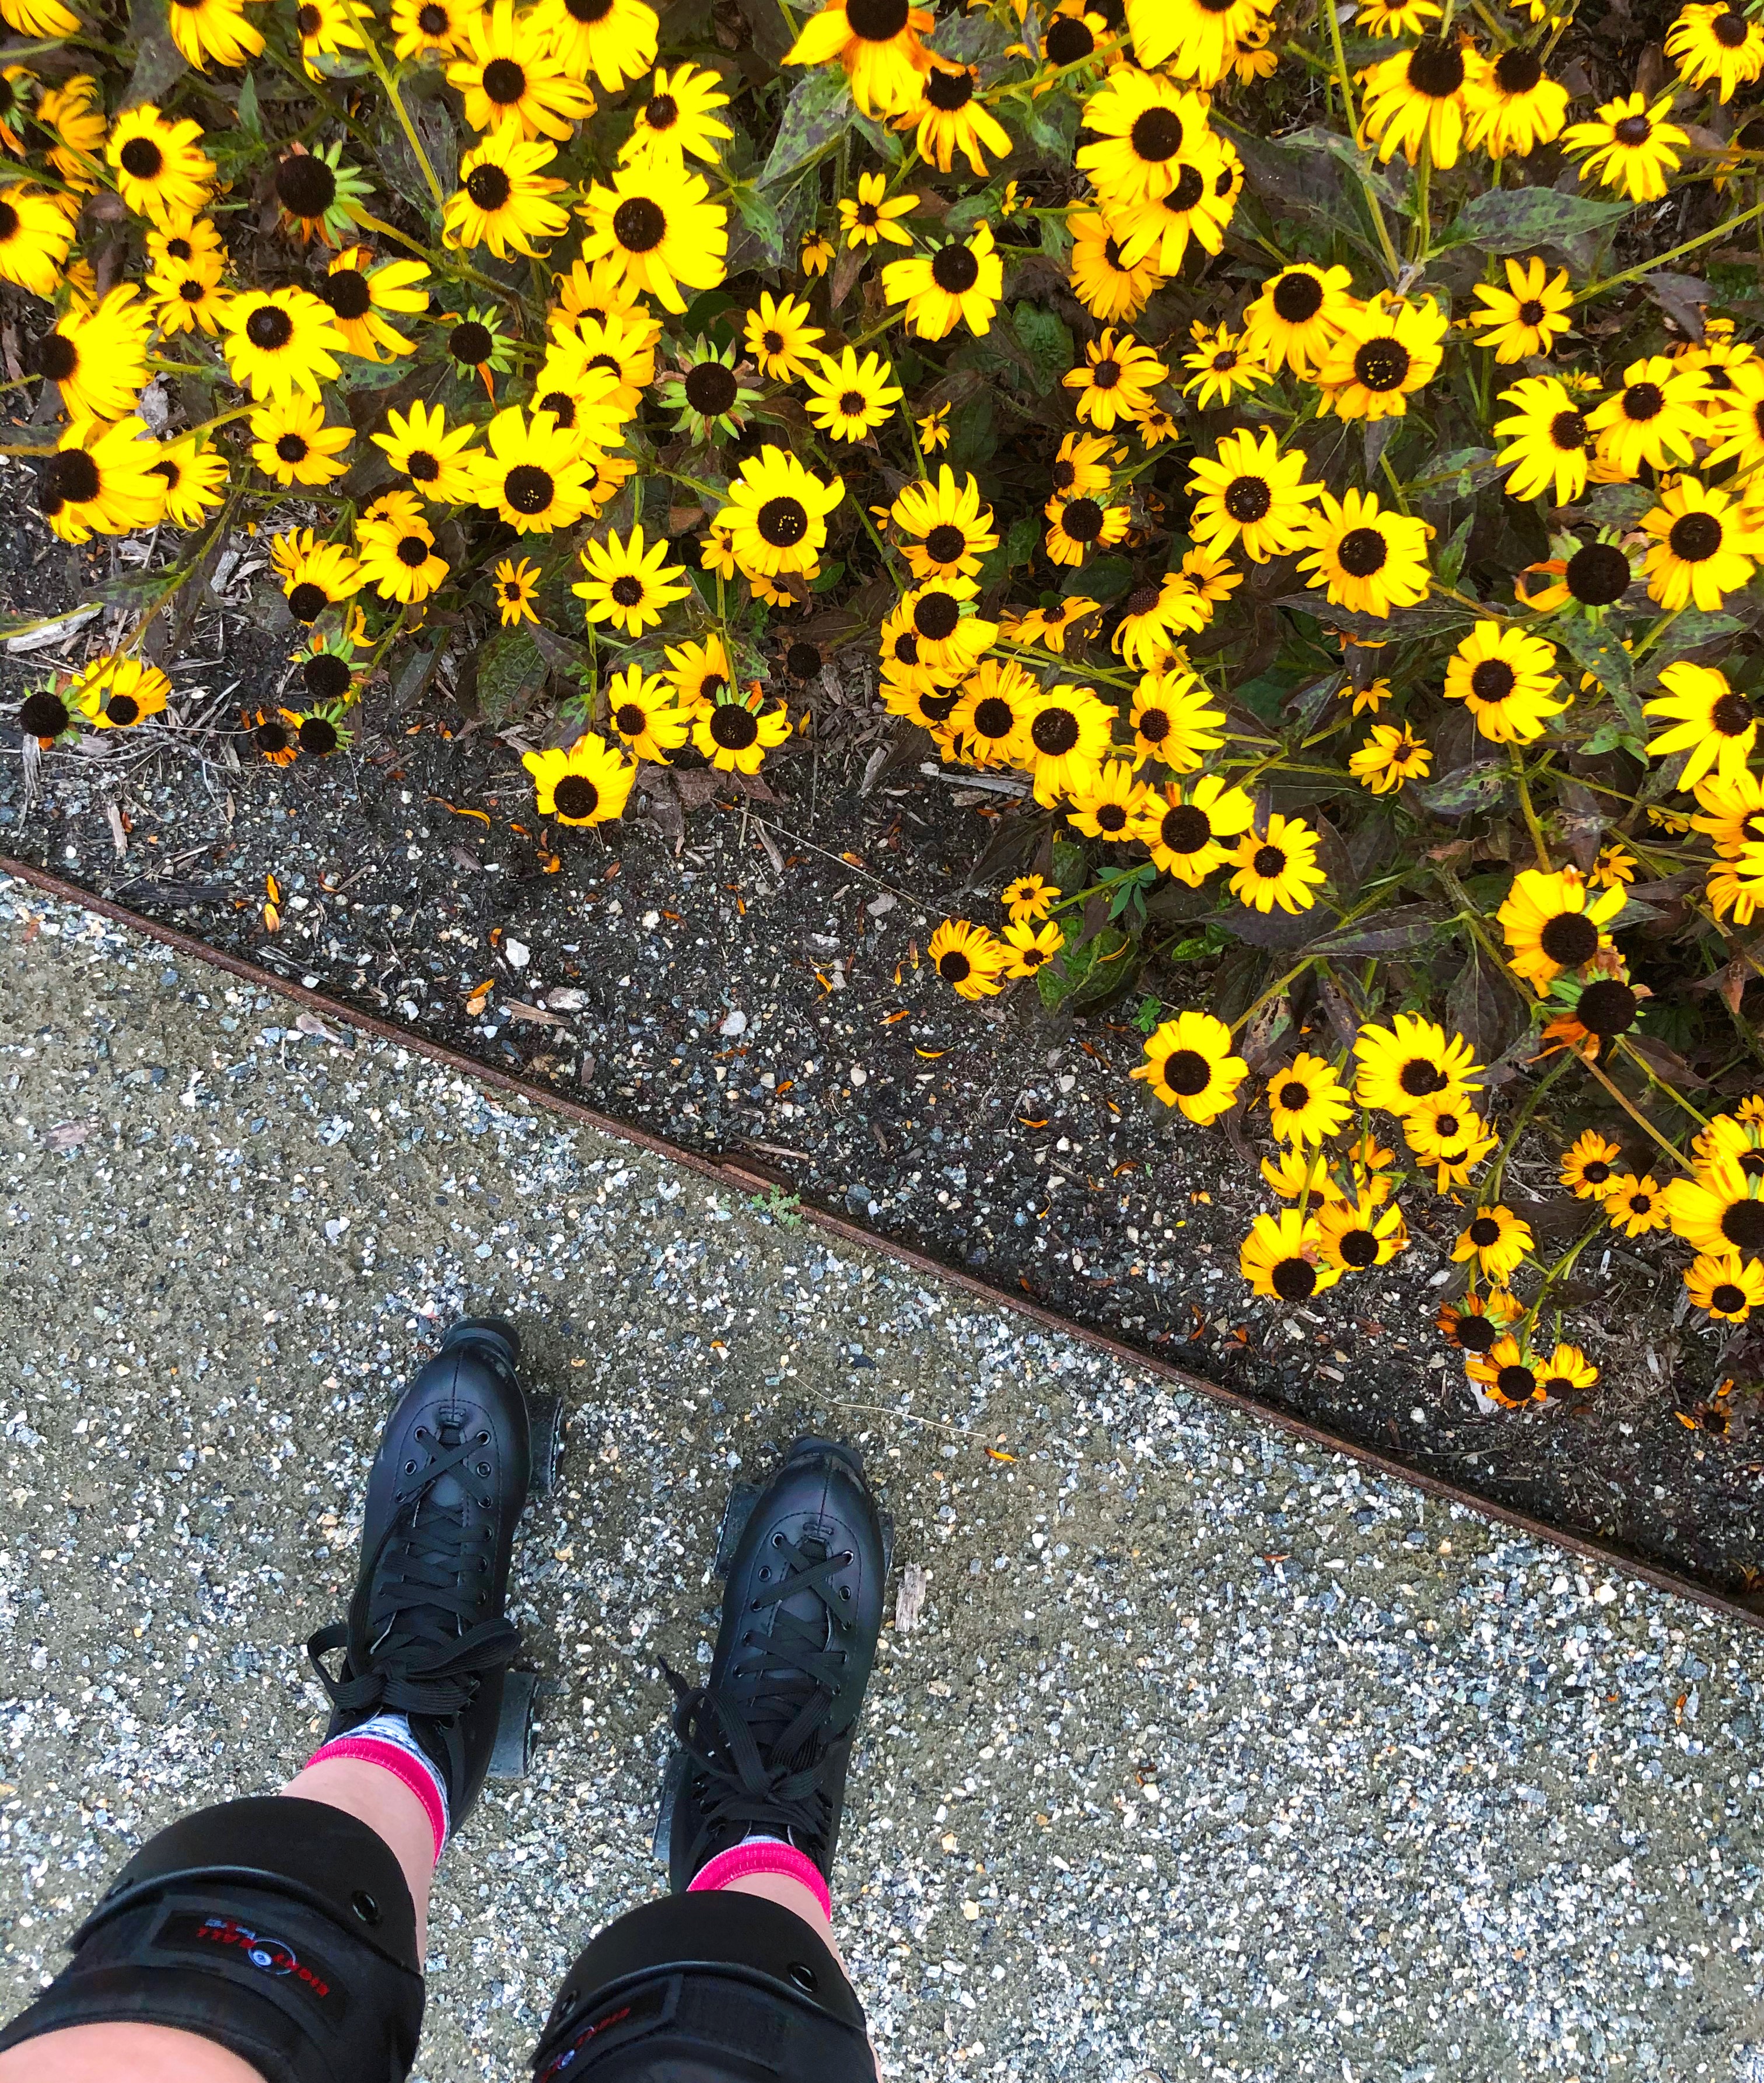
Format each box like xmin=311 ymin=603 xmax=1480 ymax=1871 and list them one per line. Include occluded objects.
xmin=477 ymin=1430 xmax=489 ymax=1444
xmin=758 ymin=1566 xmax=771 ymax=1581
xmin=839 ymin=1586 xmax=852 ymax=1601
xmin=772 ymin=1534 xmax=784 ymax=1548
xmin=404 ymin=1459 xmax=416 ymax=1474
xmin=476 ymin=1460 xmax=491 ymax=1477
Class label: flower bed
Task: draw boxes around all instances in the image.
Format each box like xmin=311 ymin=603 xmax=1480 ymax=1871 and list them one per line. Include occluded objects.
xmin=5 ymin=0 xmax=1764 ymax=1435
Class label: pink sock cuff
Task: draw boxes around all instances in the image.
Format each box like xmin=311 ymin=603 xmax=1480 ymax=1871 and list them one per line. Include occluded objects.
xmin=303 ymin=1736 xmax=448 ymax=1865
xmin=688 ymin=1842 xmax=832 ymax=1922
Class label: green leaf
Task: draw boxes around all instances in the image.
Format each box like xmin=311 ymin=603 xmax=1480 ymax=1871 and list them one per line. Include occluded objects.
xmin=1652 ymin=608 xmax=1751 ymax=665
xmin=1004 ymin=515 xmax=1040 ymax=571
xmin=1007 ymin=92 xmax=1076 ymax=163
xmin=1306 ymin=904 xmax=1451 ymax=956
xmin=761 ymin=69 xmax=849 ymax=187
xmin=1068 ymin=555 xmax=1130 ymax=598
xmin=1010 ymin=300 xmax=1073 ymax=396
xmin=730 ymin=182 xmax=785 ymax=268
xmin=1409 ymin=762 xmax=1507 ymax=820
xmin=236 ymin=68 xmax=261 ymax=138
xmin=1446 ymin=186 xmax=1631 ymax=254
xmin=1447 ymin=943 xmax=1530 ymax=1064
xmin=475 ymin=626 xmax=545 ymax=723
xmin=1050 ymin=836 xmax=1088 ymax=892
xmin=121 ymin=0 xmax=188 ymax=108
xmin=1435 ymin=509 xmax=1475 ymax=590
xmin=1134 ymin=994 xmax=1162 ymax=1034
xmin=1584 ymin=482 xmax=1654 ymax=530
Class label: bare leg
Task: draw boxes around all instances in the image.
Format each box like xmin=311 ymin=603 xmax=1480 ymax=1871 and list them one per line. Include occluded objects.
xmin=280 ymin=1758 xmax=436 ymax=1959
xmin=720 ymin=1871 xmax=849 ymax=1975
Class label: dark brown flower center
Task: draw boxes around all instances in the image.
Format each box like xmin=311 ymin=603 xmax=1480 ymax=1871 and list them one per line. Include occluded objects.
xmin=1566 ymin=541 xmax=1629 ymax=604
xmin=686 ymin=362 xmax=740 ymax=415
xmin=1496 ymin=1364 xmax=1535 ymax=1402
xmin=482 ymin=56 xmax=527 ymax=103
xmin=939 ymin=949 xmax=972 ymax=982
xmin=1398 ymin=1058 xmax=1446 ymax=1096
xmin=925 ymin=64 xmax=974 ymax=110
xmin=450 ymin=320 xmax=493 ymax=365
xmin=645 ymin=92 xmax=679 ymax=130
xmin=925 ymin=523 xmax=968 ymax=565
xmin=1272 ymin=271 xmax=1324 ymax=323
xmin=1612 ymin=114 xmax=1652 ymax=146
xmin=276 ymin=155 xmax=336 ymax=219
xmin=1538 ymin=911 xmax=1599 ymax=965
xmin=1406 ymin=37 xmax=1465 ymax=96
xmin=1469 ymin=658 xmax=1517 ymax=702
xmin=1714 ymin=690 xmax=1756 ymax=737
xmin=1129 ymin=107 xmax=1184 ymax=163
xmin=1469 ymin=1215 xmax=1502 ymax=1247
xmin=43 ymin=449 xmax=101 ymax=507
xmin=914 ymin=591 xmax=962 ymax=640
xmin=1339 ymin=1230 xmax=1379 ymax=1268
xmin=1668 ymin=511 xmax=1723 ymax=562
xmin=1252 ymin=843 xmax=1286 ymax=878
xmin=34 ymin=333 xmax=77 ymax=383
xmin=466 ymin=163 xmax=513 ymax=211
xmin=119 ymin=136 xmax=164 ymax=178
xmin=1353 ymin=338 xmax=1411 ymax=392
xmin=504 ymin=464 xmax=554 ymax=515
xmin=1044 ymin=15 xmax=1095 ymax=64
xmin=1159 ymin=803 xmax=1210 ymax=852
xmin=304 ymin=653 xmax=352 ymax=702
xmin=615 ymin=702 xmax=648 ymax=736
xmin=786 ymin=643 xmax=820 ymax=679
xmin=613 ymin=197 xmax=667 ymax=252
xmin=1223 ymin=476 xmax=1272 ymax=523
xmin=1577 ymin=979 xmax=1637 ymax=1037
xmin=1062 ymin=496 xmax=1104 ymax=542
xmin=554 ymin=775 xmax=600 ymax=818
xmin=1031 ymin=707 xmax=1081 ymax=755
xmin=709 ymin=705 xmax=761 ymax=750
xmin=396 ymin=534 xmax=431 ymax=568
xmin=848 ymin=0 xmax=909 ymax=36
xmin=931 ymin=243 xmax=981 ymax=293
xmin=972 ymin=695 xmax=1014 ymax=738
xmin=610 ymin=574 xmax=645 ymax=605
xmin=320 ymin=268 xmax=372 ymax=320
xmin=1272 ymin=1258 xmax=1316 ymax=1301
xmin=1162 ymin=1048 xmax=1212 ymax=1097
xmin=1712 ymin=1283 xmax=1747 ymax=1313
xmin=1517 ymin=299 xmax=1545 ymax=325
xmin=1336 ymin=527 xmax=1388 ymax=578
xmin=1622 ymin=379 xmax=1664 ymax=421
xmin=757 ymin=495 xmax=808 ymax=547
xmin=246 ymin=304 xmax=296 ymax=351
xmin=1493 ymin=47 xmax=1542 ymax=91
xmin=288 ymin=581 xmax=327 ymax=621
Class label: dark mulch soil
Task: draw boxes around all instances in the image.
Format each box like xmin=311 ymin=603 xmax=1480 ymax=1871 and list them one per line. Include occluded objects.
xmin=2 ymin=470 xmax=1759 ymax=1599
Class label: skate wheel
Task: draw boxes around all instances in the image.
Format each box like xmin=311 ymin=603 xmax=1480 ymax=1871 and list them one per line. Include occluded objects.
xmin=527 ymin=1392 xmax=565 ymax=1498
xmin=488 ymin=1669 xmax=537 ymax=1780
xmin=652 ymin=1746 xmax=685 ymax=1867
xmin=714 ymin=1483 xmax=760 ymax=1577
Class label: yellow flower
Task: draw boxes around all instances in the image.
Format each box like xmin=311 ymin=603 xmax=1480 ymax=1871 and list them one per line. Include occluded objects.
xmin=1076 ymin=68 xmax=1208 ymax=209
xmin=606 ymin=664 xmax=692 ymax=764
xmin=1645 ymin=660 xmax=1760 ymax=789
xmin=881 ymin=220 xmax=1003 ymax=340
xmin=928 ymin=918 xmax=1008 ymax=999
xmin=250 ymin=394 xmax=353 ymax=488
xmin=372 ymin=398 xmax=481 ymax=503
xmin=1240 ymin=1210 xmax=1341 ymax=1302
xmin=1442 ymin=620 xmax=1566 ymax=744
xmin=1134 ymin=1009 xmax=1248 ymax=1123
xmin=1349 ymin=722 xmax=1430 ymax=793
xmin=222 ymin=286 xmax=347 ymax=403
xmin=524 ymin=732 xmax=636 ymax=826
xmin=492 ymin=556 xmax=541 ymax=625
xmin=1469 ymin=255 xmax=1573 ymax=363
xmin=1359 ymin=35 xmax=1474 ymax=166
xmin=1230 ymin=814 xmax=1326 ymax=913
xmin=1314 ymin=292 xmax=1447 ymax=421
xmin=1297 ymin=488 xmax=1432 ymax=617
xmin=783 ymin=0 xmax=936 ymax=118
xmin=1563 ymin=89 xmax=1688 ymax=199
xmin=447 ymin=0 xmax=597 ymax=138
xmin=743 ymin=290 xmax=823 ymax=380
xmin=443 ymin=132 xmax=572 ymax=258
xmin=898 ymin=58 xmax=1013 ymax=175
xmin=839 ymin=169 xmax=918 ymax=248
xmin=573 ymin=524 xmax=692 ymax=636
xmin=578 ymin=165 xmax=729 ymax=313
xmin=1061 ymin=327 xmax=1168 ymax=430
xmin=1641 ymin=477 xmax=1761 ymax=611
xmin=1497 ymin=864 xmax=1625 ymax=991
xmin=70 ymin=653 xmax=170 ymax=729
xmin=1451 ymin=1205 xmax=1532 ymax=1280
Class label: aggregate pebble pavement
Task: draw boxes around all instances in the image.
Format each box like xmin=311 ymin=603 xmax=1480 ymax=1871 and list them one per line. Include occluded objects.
xmin=3 ymin=870 xmax=1764 ymax=2082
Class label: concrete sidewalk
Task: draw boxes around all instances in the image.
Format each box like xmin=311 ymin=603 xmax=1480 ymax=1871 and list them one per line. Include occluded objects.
xmin=2 ymin=870 xmax=1762 ymax=2082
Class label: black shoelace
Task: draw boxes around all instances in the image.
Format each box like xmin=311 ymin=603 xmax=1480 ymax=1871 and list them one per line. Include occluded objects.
xmin=664 ymin=1534 xmax=854 ymax=1866
xmin=309 ymin=1417 xmax=519 ymax=1724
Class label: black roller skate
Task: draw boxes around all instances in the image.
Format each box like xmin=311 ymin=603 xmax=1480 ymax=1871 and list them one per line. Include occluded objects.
xmin=307 ymin=1318 xmax=564 ymax=1820
xmin=656 ymin=1437 xmax=892 ymax=1891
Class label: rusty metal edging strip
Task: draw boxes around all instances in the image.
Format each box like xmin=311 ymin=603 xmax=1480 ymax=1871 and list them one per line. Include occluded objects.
xmin=5 ymin=850 xmax=1759 ymax=1634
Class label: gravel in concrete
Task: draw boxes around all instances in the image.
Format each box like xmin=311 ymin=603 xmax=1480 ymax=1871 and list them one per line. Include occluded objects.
xmin=4 ymin=870 xmax=1764 ymax=2082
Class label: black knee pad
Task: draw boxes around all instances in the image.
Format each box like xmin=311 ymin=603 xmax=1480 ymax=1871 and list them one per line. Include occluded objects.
xmin=0 ymin=1795 xmax=425 ymax=2083
xmin=533 ymin=1892 xmax=876 ymax=2082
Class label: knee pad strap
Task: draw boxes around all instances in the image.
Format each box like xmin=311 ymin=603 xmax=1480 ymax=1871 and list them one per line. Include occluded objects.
xmin=0 ymin=1796 xmax=424 ymax=2083
xmin=533 ymin=1893 xmax=874 ymax=2082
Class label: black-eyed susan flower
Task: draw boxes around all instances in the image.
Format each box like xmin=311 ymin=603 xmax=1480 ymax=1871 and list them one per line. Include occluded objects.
xmin=1048 ymin=430 xmax=1119 ymax=503
xmin=1261 ymin=1144 xmax=1347 ymax=1202
xmin=1438 ymin=1287 xmax=1522 ymax=1352
xmin=662 ymin=633 xmax=734 ymax=715
xmin=1528 ymin=537 xmax=1636 ymax=610
xmin=223 ymin=286 xmax=346 ymax=403
xmin=1666 ymin=1 xmax=1764 ymax=96
xmin=999 ymin=918 xmax=1065 ymax=978
xmin=1452 ymin=1203 xmax=1533 ymax=1281
xmin=574 ymin=523 xmax=691 ymax=636
xmin=1114 ymin=576 xmax=1207 ymax=671
xmin=1297 ymin=488 xmax=1431 ymax=618
xmin=1076 ymin=68 xmax=1206 ymax=208
xmin=1126 ymin=0 xmax=1261 ymax=78
xmin=1126 ymin=666 xmax=1226 ymax=773
xmin=473 ymin=404 xmax=602 ymax=533
xmin=293 ymin=0 xmax=366 ymax=73
xmin=552 ymin=251 xmax=656 ymax=332
xmin=32 ymin=284 xmax=150 ymax=423
xmin=1707 ymin=368 xmax=1764 ymax=476
xmin=1442 ymin=619 xmax=1565 ymax=744
xmin=247 ymin=707 xmax=299 ymax=766
xmin=1230 ymin=814 xmax=1326 ymax=914
xmin=890 ymin=580 xmax=1000 ymax=684
xmin=1137 ymin=772 xmax=1254 ymax=883
xmin=1467 ymin=1336 xmax=1543 ymax=1409
xmin=579 ymin=165 xmax=728 ymax=313
xmin=1641 ymin=478 xmax=1760 ymax=611
xmin=443 ymin=306 xmax=515 ymax=384
xmin=527 ymin=0 xmax=655 ymax=86
xmin=1497 ymin=864 xmax=1625 ymax=992
xmin=1266 ymin=1052 xmax=1352 ymax=1146
xmin=1186 ymin=426 xmax=1322 ymax=564
xmin=949 ymin=659 xmax=1035 ymax=768
xmin=358 ymin=501 xmax=450 ymax=605
xmin=1550 ymin=972 xmax=1645 ymax=1046
xmin=716 ymin=446 xmax=844 ymax=579
xmin=1563 ymin=89 xmax=1688 ymax=199
xmin=1135 ymin=1009 xmax=1248 ymax=1123
xmin=1464 ymin=44 xmax=1570 ymax=153
xmin=1349 ymin=722 xmax=1431 ymax=793
xmin=1492 ymin=374 xmax=1592 ymax=503
xmin=107 ymin=104 xmax=215 ymax=222
xmin=618 ymin=60 xmax=732 ymax=169
xmin=144 ymin=244 xmax=230 ymax=337
xmin=838 ymin=169 xmax=918 ymax=248
xmin=272 ymin=531 xmax=364 ymax=622
xmin=1686 ymin=1251 xmax=1764 ymax=1320
xmin=1359 ymin=35 xmax=1474 ymax=167
xmin=1241 ymin=1209 xmax=1340 ymax=1301
xmin=1646 ymin=660 xmax=1758 ymax=788
xmin=1180 ymin=321 xmax=1269 ymax=410
xmin=448 ymin=0 xmax=597 ymax=136
xmin=800 ymin=227 xmax=835 ymax=277
xmin=1067 ymin=209 xmax=1166 ymax=323
xmin=1535 ymin=1344 xmax=1600 ymax=1399
xmin=928 ymin=917 xmax=1007 ymax=1000
xmin=1044 ymin=490 xmax=1130 ymax=568
xmin=1068 ymin=759 xmax=1150 ymax=842
xmin=444 ymin=131 xmax=571 ymax=258
xmin=1354 ymin=1012 xmax=1483 ymax=1114
xmin=292 ymin=628 xmax=363 ymax=710
xmin=1665 ymin=1157 xmax=1764 ymax=1258
xmin=38 ymin=73 xmax=105 ymax=194
xmin=1061 ymin=327 xmax=1168 ymax=430
xmin=272 ymin=143 xmax=372 ymax=249
xmin=1042 ymin=0 xmax=1114 ymax=76
xmin=1560 ymin=1130 xmax=1623 ymax=1198
xmin=152 ymin=436 xmax=227 ymax=528
xmin=1002 ymin=594 xmax=1100 ymax=653
xmin=390 ymin=0 xmax=477 ymax=59
xmin=524 ymin=731 xmax=636 ymax=827
xmin=804 ymin=346 xmax=904 ymax=443
xmin=743 ymin=290 xmax=823 ymax=380
xmin=1586 ymin=354 xmax=1708 ymax=477
xmin=1470 ymin=256 xmax=1572 ymax=363
xmin=1604 ymin=1173 xmax=1668 ymax=1238
xmin=1403 ymin=1091 xmax=1497 ymax=1189
xmin=1316 ymin=1196 xmax=1408 ymax=1272
xmin=1241 ymin=261 xmax=1355 ymax=379
xmin=492 ymin=556 xmax=541 ymax=626
xmin=372 ymin=398 xmax=481 ymax=503
xmin=250 ymin=395 xmax=353 ymax=488
xmin=881 ymin=221 xmax=1003 ymax=341
xmin=656 ymin=337 xmax=760 ymax=443
xmin=918 ymin=401 xmax=951 ymax=451
xmin=893 ymin=467 xmax=999 ymax=581
xmin=604 ymin=664 xmax=691 ymax=764
xmin=783 ymin=0 xmax=935 ymax=120
xmin=1021 ymin=681 xmax=1116 ymax=804
xmin=1315 ymin=291 xmax=1447 ymax=421
xmin=37 ymin=416 xmax=165 ymax=545
xmin=1003 ymin=873 xmax=1058 ymax=924
xmin=1113 ymin=136 xmax=1236 ymax=275
xmin=70 ymin=653 xmax=170 ymax=730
